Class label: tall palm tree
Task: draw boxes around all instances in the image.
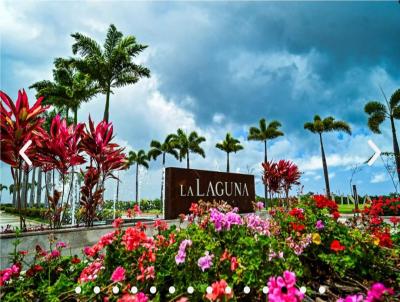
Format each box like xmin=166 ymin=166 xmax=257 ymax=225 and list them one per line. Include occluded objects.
xmin=216 ymin=133 xmax=244 ymax=172
xmin=170 ymin=129 xmax=206 ymax=169
xmin=304 ymin=115 xmax=351 ymax=200
xmin=69 ymin=24 xmax=150 ymax=122
xmin=0 ymin=184 xmax=8 ymax=205
xmin=127 ymin=150 xmax=150 ymax=204
xmin=148 ymin=136 xmax=179 ymax=212
xmin=365 ymin=88 xmax=400 ymax=184
xmin=30 ymin=58 xmax=98 ymax=125
xmin=248 ymin=118 xmax=284 ymax=207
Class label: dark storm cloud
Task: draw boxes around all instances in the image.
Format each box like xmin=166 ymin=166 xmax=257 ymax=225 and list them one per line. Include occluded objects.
xmin=146 ymin=2 xmax=400 ymax=131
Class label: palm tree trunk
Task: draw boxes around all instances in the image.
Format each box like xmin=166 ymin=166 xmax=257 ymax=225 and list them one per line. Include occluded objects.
xmin=103 ymin=85 xmax=111 ymax=122
xmin=264 ymin=140 xmax=268 ymax=209
xmin=227 ymin=152 xmax=230 ymax=173
xmin=116 ymin=171 xmax=120 ymax=203
xmin=187 ymin=152 xmax=190 ymax=169
xmin=390 ymin=116 xmax=400 ymax=185
xmin=21 ymin=169 xmax=29 ymax=209
xmin=29 ymin=167 xmax=36 ymax=207
xmin=36 ymin=168 xmax=42 ymax=207
xmin=135 ymin=163 xmax=139 ymax=203
xmin=73 ymin=107 xmax=78 ymax=125
xmin=11 ymin=169 xmax=17 ymax=207
xmin=12 ymin=186 xmax=16 ymax=207
xmin=65 ymin=107 xmax=69 ymax=122
xmin=319 ymin=133 xmax=331 ymax=200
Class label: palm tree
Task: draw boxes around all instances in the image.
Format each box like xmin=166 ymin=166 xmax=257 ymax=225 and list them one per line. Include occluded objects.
xmin=127 ymin=150 xmax=150 ymax=204
xmin=216 ymin=133 xmax=244 ymax=172
xmin=30 ymin=58 xmax=98 ymax=125
xmin=0 ymin=184 xmax=8 ymax=205
xmin=148 ymin=136 xmax=179 ymax=212
xmin=304 ymin=115 xmax=351 ymax=199
xmin=248 ymin=118 xmax=284 ymax=206
xmin=170 ymin=129 xmax=206 ymax=169
xmin=69 ymin=24 xmax=150 ymax=122
xmin=365 ymin=88 xmax=400 ymax=184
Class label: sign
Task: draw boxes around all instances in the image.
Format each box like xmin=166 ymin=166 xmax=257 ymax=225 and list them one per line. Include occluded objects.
xmin=164 ymin=167 xmax=255 ymax=219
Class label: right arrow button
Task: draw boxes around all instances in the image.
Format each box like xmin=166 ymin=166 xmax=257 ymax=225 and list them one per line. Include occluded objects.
xmin=367 ymin=139 xmax=381 ymax=166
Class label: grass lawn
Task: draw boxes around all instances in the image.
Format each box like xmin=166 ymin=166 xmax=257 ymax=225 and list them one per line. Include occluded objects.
xmin=338 ymin=203 xmax=365 ymax=214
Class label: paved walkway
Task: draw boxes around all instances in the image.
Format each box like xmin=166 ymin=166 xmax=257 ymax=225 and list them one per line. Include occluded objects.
xmin=0 ymin=211 xmax=46 ymax=229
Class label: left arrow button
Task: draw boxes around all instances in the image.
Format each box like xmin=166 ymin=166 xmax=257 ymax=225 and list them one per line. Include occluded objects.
xmin=19 ymin=140 xmax=32 ymax=166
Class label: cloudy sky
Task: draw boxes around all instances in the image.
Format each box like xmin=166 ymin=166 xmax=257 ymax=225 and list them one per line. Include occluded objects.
xmin=1 ymin=1 xmax=400 ymax=201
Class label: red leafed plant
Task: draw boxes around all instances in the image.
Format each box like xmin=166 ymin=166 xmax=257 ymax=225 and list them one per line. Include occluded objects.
xmin=35 ymin=115 xmax=85 ymax=174
xmin=81 ymin=116 xmax=127 ymax=184
xmin=80 ymin=167 xmax=104 ymax=227
xmin=0 ymin=90 xmax=48 ymax=167
xmin=35 ymin=115 xmax=86 ymax=227
xmin=0 ymin=90 xmax=48 ymax=229
xmin=45 ymin=190 xmax=64 ymax=229
xmin=262 ymin=159 xmax=301 ymax=207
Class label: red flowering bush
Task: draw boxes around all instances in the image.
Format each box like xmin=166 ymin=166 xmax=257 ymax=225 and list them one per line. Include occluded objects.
xmin=363 ymin=197 xmax=400 ymax=216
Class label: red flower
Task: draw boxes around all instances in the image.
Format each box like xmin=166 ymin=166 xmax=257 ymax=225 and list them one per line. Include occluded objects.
xmin=133 ymin=204 xmax=142 ymax=215
xmin=370 ymin=216 xmax=383 ymax=226
xmin=230 ymin=257 xmax=238 ymax=271
xmin=71 ymin=257 xmax=81 ymax=264
xmin=330 ymin=240 xmax=345 ymax=252
xmin=122 ymin=227 xmax=148 ymax=251
xmin=153 ymin=219 xmax=168 ymax=231
xmin=112 ymin=217 xmax=124 ymax=228
xmin=390 ymin=216 xmax=400 ymax=225
xmin=373 ymin=229 xmax=393 ymax=248
xmin=332 ymin=211 xmax=340 ymax=220
xmin=189 ymin=203 xmax=199 ymax=215
xmin=313 ymin=195 xmax=338 ymax=213
xmin=288 ymin=208 xmax=305 ymax=220
xmin=206 ymin=279 xmax=233 ymax=301
xmin=290 ymin=222 xmax=305 ymax=232
xmin=220 ymin=250 xmax=231 ymax=261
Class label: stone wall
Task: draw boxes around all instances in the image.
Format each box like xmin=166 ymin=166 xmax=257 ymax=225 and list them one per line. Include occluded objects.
xmin=0 ymin=219 xmax=183 ymax=269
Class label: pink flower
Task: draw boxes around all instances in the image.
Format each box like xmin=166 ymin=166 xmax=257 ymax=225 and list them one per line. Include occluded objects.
xmin=56 ymin=241 xmax=67 ymax=248
xmin=83 ymin=246 xmax=96 ymax=257
xmin=117 ymin=292 xmax=148 ymax=302
xmin=365 ymin=283 xmax=393 ymax=302
xmin=50 ymin=249 xmax=61 ymax=258
xmin=256 ymin=201 xmax=264 ymax=211
xmin=175 ymin=239 xmax=192 ymax=265
xmin=112 ymin=217 xmax=124 ymax=228
xmin=79 ymin=260 xmax=104 ymax=283
xmin=267 ymin=270 xmax=304 ymax=302
xmin=111 ymin=266 xmax=126 ymax=282
xmin=337 ymin=294 xmax=364 ymax=302
xmin=198 ymin=251 xmax=214 ymax=272
xmin=315 ymin=220 xmax=325 ymax=230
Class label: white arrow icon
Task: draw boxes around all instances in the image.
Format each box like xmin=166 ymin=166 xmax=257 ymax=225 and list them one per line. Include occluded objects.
xmin=367 ymin=139 xmax=381 ymax=166
xmin=19 ymin=140 xmax=32 ymax=166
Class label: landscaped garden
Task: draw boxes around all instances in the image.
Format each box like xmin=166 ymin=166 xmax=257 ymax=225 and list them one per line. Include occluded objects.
xmin=0 ymin=196 xmax=399 ymax=301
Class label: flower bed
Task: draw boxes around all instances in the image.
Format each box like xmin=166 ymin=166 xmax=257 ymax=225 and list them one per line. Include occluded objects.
xmin=1 ymin=196 xmax=399 ymax=301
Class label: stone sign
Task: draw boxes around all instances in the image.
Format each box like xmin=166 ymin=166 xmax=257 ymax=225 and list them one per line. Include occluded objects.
xmin=164 ymin=167 xmax=255 ymax=219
